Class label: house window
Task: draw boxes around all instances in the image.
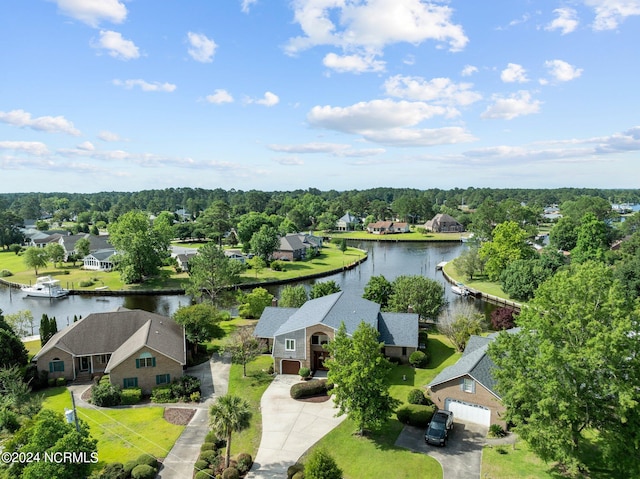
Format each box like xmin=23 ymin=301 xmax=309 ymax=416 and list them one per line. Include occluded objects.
xmin=123 ymin=377 xmax=138 ymax=388
xmin=136 ymin=352 xmax=156 ymax=368
xmin=285 ymin=339 xmax=296 ymax=351
xmin=49 ymin=359 xmax=65 ymax=373
xmin=462 ymin=378 xmax=475 ymax=393
xmin=311 ymin=334 xmax=329 ymax=345
xmin=402 ymin=347 xmax=407 ymax=356
xmin=156 ymin=374 xmax=170 ymax=385
xmin=99 ymin=354 xmax=111 ymax=364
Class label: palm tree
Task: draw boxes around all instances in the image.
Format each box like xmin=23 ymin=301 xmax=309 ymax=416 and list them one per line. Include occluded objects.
xmin=209 ymin=394 xmax=252 ymax=468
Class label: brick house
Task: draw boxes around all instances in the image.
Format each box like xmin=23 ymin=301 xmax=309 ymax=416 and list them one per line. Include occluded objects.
xmin=428 ymin=332 xmax=511 ymax=428
xmin=254 ymin=292 xmax=418 ymax=374
xmin=33 ymin=308 xmax=186 ymax=393
xmin=424 ymin=213 xmax=465 ymax=233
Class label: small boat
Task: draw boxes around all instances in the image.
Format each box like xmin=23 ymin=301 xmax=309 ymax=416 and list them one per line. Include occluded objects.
xmin=22 ymin=276 xmax=69 ymax=298
xmin=451 ymin=282 xmax=469 ymax=296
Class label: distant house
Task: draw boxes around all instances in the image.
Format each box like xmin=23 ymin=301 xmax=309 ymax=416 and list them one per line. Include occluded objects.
xmin=83 ymin=249 xmax=116 ymax=271
xmin=33 ymin=308 xmax=186 ymax=393
xmin=424 ymin=214 xmax=464 ymax=233
xmin=428 ymin=331 xmax=516 ymax=428
xmin=58 ymin=233 xmax=112 ymax=260
xmin=254 ymin=292 xmax=418 ymax=374
xmin=272 ymin=233 xmax=323 ymax=261
xmin=224 ymin=250 xmax=246 ymax=263
xmin=336 ymin=212 xmax=359 ymax=231
xmin=366 ymin=221 xmax=410 ymax=235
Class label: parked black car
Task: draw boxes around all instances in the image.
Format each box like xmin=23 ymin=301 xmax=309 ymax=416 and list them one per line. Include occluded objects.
xmin=425 ymin=409 xmax=454 ymax=446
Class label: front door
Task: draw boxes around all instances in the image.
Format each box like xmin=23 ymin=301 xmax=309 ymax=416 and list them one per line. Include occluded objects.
xmin=79 ymin=356 xmax=90 ymax=372
xmin=313 ymin=351 xmax=329 ymax=371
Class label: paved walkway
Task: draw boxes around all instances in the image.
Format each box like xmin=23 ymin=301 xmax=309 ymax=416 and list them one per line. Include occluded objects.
xmin=246 ymin=375 xmax=345 ymax=479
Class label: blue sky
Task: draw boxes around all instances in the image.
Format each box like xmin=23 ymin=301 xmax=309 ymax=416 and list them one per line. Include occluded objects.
xmin=1 ymin=0 xmax=639 ymax=193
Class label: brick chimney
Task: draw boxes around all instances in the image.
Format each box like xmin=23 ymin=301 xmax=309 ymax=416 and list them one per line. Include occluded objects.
xmin=272 ymin=297 xmax=278 ymax=307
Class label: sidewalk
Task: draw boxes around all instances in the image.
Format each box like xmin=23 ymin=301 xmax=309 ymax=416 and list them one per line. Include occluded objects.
xmin=246 ymin=375 xmax=345 ymax=479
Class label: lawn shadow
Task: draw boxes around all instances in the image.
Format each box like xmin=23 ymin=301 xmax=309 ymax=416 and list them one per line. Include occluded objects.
xmin=426 ymin=337 xmax=456 ymax=370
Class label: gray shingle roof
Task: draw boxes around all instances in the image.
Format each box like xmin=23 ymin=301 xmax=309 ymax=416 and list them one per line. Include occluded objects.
xmin=34 ymin=308 xmax=185 ymax=367
xmin=378 ymin=312 xmax=419 ymax=347
xmin=279 ymin=234 xmax=306 ymax=252
xmin=253 ymin=307 xmax=299 ymax=338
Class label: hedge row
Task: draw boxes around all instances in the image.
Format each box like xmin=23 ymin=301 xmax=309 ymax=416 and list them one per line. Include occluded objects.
xmin=290 ymin=379 xmax=331 ymax=399
xmin=396 ymin=404 xmax=437 ymax=428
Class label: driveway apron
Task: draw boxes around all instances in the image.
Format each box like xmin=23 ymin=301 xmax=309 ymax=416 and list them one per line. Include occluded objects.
xmin=395 ymin=421 xmax=487 ymax=479
xmin=246 ymin=374 xmax=345 ymax=479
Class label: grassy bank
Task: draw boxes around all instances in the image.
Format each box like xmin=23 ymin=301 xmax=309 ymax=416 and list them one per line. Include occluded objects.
xmin=328 ymin=231 xmax=462 ymax=242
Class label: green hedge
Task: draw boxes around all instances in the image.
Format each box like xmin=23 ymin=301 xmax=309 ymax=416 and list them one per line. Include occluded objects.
xmin=290 ymin=379 xmax=331 ymax=399
xmin=150 ymin=386 xmax=175 ymax=403
xmin=121 ymin=387 xmax=142 ymax=405
xmin=396 ymin=404 xmax=436 ymax=428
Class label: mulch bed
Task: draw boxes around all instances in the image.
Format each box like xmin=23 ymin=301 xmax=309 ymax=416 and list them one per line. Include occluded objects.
xmin=164 ymin=408 xmax=197 ymax=425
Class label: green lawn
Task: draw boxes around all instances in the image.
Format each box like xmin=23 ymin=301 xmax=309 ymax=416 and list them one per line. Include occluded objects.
xmin=306 ymin=334 xmax=461 ymax=479
xmin=40 ymin=386 xmax=185 ymax=470
xmin=23 ymin=338 xmax=41 ymax=360
xmin=482 ymin=441 xmax=563 ymax=479
xmin=226 ymin=354 xmax=274 ymax=458
xmin=329 ymin=230 xmax=462 ymax=242
xmin=443 ymin=260 xmax=517 ymax=300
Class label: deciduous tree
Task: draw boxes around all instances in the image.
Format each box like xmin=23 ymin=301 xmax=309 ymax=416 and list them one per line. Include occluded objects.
xmin=172 ymin=303 xmax=225 ymax=356
xmin=362 ymin=275 xmax=393 ymax=308
xmin=45 ymin=243 xmax=65 ymax=268
xmin=224 ymin=326 xmax=261 ymax=377
xmin=326 ymin=322 xmax=399 ymax=436
xmin=249 ymin=224 xmax=280 ymax=263
xmin=437 ymin=303 xmax=484 ymax=352
xmin=489 ymin=261 xmax=640 ymax=477
xmin=310 ymin=280 xmax=341 ymax=299
xmin=23 ymin=247 xmax=49 ymax=275
xmin=278 ymin=284 xmax=308 ymax=308
xmin=238 ymin=287 xmax=273 ymax=319
xmin=387 ymin=275 xmax=445 ymax=320
xmin=479 ymin=221 xmax=535 ymax=281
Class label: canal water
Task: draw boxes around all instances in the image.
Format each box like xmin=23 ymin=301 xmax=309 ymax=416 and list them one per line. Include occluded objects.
xmin=0 ymin=241 xmax=487 ymax=331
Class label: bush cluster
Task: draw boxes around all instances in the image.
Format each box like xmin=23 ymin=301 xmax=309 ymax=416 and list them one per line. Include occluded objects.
xmin=489 ymin=424 xmax=507 ymax=438
xmin=151 ymin=375 xmax=201 ymax=403
xmin=91 ymin=382 xmax=122 ymax=407
xmin=92 ymin=454 xmax=159 ymax=479
xmin=409 ymin=350 xmax=429 ymax=368
xmin=407 ymin=388 xmax=428 ymax=405
xmin=298 ymin=367 xmax=311 ymax=378
xmin=270 ymin=260 xmax=286 ymax=271
xmin=290 ymin=379 xmax=330 ymax=399
xmin=24 ymin=364 xmax=48 ymax=391
xmin=0 ymin=269 xmax=13 ymax=277
xmin=396 ymin=404 xmax=436 ymax=427
xmin=121 ymin=387 xmax=142 ymax=405
xmin=287 ymin=464 xmax=304 ymax=479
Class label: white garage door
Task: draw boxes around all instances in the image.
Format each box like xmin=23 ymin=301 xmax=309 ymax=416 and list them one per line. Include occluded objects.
xmin=445 ymin=398 xmax=491 ymax=426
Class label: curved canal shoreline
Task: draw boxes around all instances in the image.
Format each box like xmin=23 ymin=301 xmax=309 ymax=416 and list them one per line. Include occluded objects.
xmin=0 ymin=250 xmax=368 ymax=297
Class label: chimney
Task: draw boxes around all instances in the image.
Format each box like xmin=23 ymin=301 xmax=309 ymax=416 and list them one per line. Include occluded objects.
xmin=407 ymin=305 xmax=414 ymax=314
xmin=272 ymin=297 xmax=278 ymax=307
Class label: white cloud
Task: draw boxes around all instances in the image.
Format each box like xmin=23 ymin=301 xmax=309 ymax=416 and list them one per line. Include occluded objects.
xmin=268 ymin=142 xmax=351 ymax=154
xmin=585 ymin=0 xmax=640 ymax=30
xmin=53 ymin=0 xmax=127 ymax=27
xmin=323 ymin=52 xmax=385 ymax=73
xmin=206 ymin=89 xmax=234 ymax=104
xmin=461 ymin=65 xmax=478 ymax=76
xmin=545 ymin=59 xmax=583 ymax=82
xmin=77 ymin=141 xmax=95 ymax=151
xmin=0 ymin=141 xmax=50 ymax=156
xmin=273 ymin=156 xmax=304 ymax=165
xmin=241 ymin=0 xmax=258 ymax=13
xmin=112 ymin=79 xmax=177 ymax=92
xmin=0 ymin=109 xmax=81 ymax=135
xmin=286 ymin=0 xmax=468 ymax=68
xmin=306 ymin=98 xmax=476 ymax=146
xmin=546 ymin=8 xmax=579 ymax=34
xmin=94 ymin=30 xmax=140 ymax=60
xmin=187 ymin=32 xmax=217 ymax=63
xmin=383 ymin=75 xmax=482 ymax=112
xmin=249 ymin=91 xmax=279 ymax=107
xmin=500 ymin=63 xmax=528 ymax=83
xmin=98 ymin=130 xmax=122 ymax=142
xmin=481 ymin=91 xmax=541 ymax=120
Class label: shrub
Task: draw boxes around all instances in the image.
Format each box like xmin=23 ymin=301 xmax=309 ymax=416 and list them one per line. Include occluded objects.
xmin=292 ymin=472 xmax=305 ymax=479
xmin=0 ymin=408 xmax=20 ymax=433
xmin=287 ymin=464 xmax=304 ymax=479
xmin=222 ymin=467 xmax=240 ymax=479
xmin=270 ymin=260 xmax=286 ymax=271
xmin=56 ymin=377 xmax=66 ymax=386
xmin=194 ymin=459 xmax=209 ymax=472
xmin=200 ymin=442 xmax=217 ymax=452
xmin=190 ymin=391 xmax=201 ymax=402
xmin=94 ymin=462 xmax=126 ymax=479
xmin=195 ymin=471 xmax=213 ymax=479
xmin=304 ymin=448 xmax=341 ymax=479
xmin=123 ymin=460 xmax=138 ymax=475
xmin=489 ymin=424 xmax=507 ymax=438
xmin=48 ymin=378 xmax=55 ymax=387
xmin=396 ymin=404 xmax=436 ymax=428
xmin=298 ymin=367 xmax=311 ymax=379
xmin=495 ymin=446 xmax=508 ymax=455
xmin=199 ymin=450 xmax=219 ymax=466
xmin=91 ymin=382 xmax=122 ymax=407
xmin=131 ymin=464 xmax=156 ymax=479
xmin=235 ymin=453 xmax=253 ymax=474
xmin=136 ymin=454 xmax=158 ymax=469
xmin=79 ymin=280 xmax=94 ymax=287
xmin=121 ymin=387 xmax=142 ymax=405
xmin=290 ymin=379 xmax=330 ymax=399
xmin=170 ymin=375 xmax=201 ymax=401
xmin=409 ymin=350 xmax=428 ymax=368
xmin=0 ymin=269 xmax=12 ymax=277
xmin=407 ymin=388 xmax=428 ymax=405
xmin=151 ymin=386 xmax=175 ymax=403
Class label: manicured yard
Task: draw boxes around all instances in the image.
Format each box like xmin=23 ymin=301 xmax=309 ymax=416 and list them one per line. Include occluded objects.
xmin=443 ymin=260 xmax=515 ymax=300
xmin=40 ymin=386 xmax=185 ymax=470
xmin=482 ymin=441 xmax=563 ymax=479
xmin=23 ymin=338 xmax=41 ymax=360
xmin=227 ymin=354 xmax=274 ymax=458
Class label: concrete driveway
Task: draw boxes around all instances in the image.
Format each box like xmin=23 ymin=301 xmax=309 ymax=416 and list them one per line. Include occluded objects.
xmin=395 ymin=421 xmax=487 ymax=479
xmin=246 ymin=375 xmax=345 ymax=479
